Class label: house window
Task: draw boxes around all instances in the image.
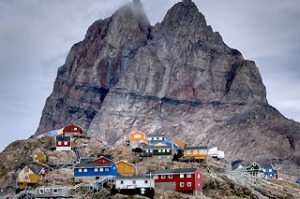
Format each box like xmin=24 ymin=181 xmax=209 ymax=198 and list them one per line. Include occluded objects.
xmin=158 ymin=156 xmax=162 ymax=159
xmin=150 ymin=150 xmax=153 ymax=153
xmin=134 ymin=134 xmax=141 ymax=138
xmin=100 ymin=168 xmax=104 ymax=172
xmin=194 ymin=150 xmax=198 ymax=154
xmin=25 ymin=175 xmax=29 ymax=180
xmin=105 ymin=168 xmax=109 ymax=172
xmin=180 ymin=182 xmax=184 ymax=187
xmin=24 ymin=168 xmax=29 ymax=172
xmin=162 ymin=149 xmax=165 ymax=153
xmin=94 ymin=168 xmax=98 ymax=172
xmin=180 ymin=174 xmax=184 ymax=178
xmin=84 ymin=169 xmax=87 ymax=172
xmin=78 ymin=169 xmax=82 ymax=172
xmin=187 ymin=150 xmax=190 ymax=154
xmin=198 ymin=174 xmax=200 ymax=179
xmin=133 ymin=180 xmax=136 ymax=184
xmin=58 ymin=141 xmax=62 ymax=146
xmin=158 ymin=149 xmax=161 ymax=153
xmin=200 ymin=150 xmax=206 ymax=154
xmin=161 ymin=175 xmax=166 ymax=179
xmin=145 ymin=180 xmax=148 ymax=183
xmin=33 ymin=154 xmax=38 ymax=159
xmin=146 ymin=150 xmax=149 ymax=153
xmin=64 ymin=141 xmax=68 ymax=145
xmin=168 ymin=175 xmax=173 ymax=179
xmin=166 ymin=149 xmax=170 ymax=152
xmin=187 ymin=182 xmax=192 ymax=187
xmin=45 ymin=188 xmax=50 ymax=192
xmin=120 ymin=180 xmax=124 ymax=184
xmin=269 ymin=169 xmax=272 ymax=172
xmin=53 ymin=189 xmax=58 ymax=194
xmin=251 ymin=167 xmax=254 ymax=171
xmin=187 ymin=174 xmax=192 ymax=178
xmin=39 ymin=189 xmax=44 ymax=194
xmin=159 ymin=137 xmax=163 ymax=140
xmin=153 ymin=137 xmax=157 ymax=140
xmin=74 ymin=127 xmax=77 ymax=130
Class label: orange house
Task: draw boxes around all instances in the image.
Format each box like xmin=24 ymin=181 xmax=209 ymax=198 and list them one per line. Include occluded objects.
xmin=116 ymin=161 xmax=137 ymax=175
xmin=184 ymin=146 xmax=208 ymax=160
xmin=172 ymin=138 xmax=187 ymax=149
xmin=129 ymin=131 xmax=148 ymax=149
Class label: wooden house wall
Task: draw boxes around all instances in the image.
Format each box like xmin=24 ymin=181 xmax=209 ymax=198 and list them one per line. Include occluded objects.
xmin=116 ymin=162 xmax=137 ymax=175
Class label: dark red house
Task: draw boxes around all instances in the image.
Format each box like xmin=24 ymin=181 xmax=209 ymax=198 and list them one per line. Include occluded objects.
xmin=147 ymin=168 xmax=202 ymax=196
xmin=63 ymin=124 xmax=84 ymax=137
xmin=93 ymin=156 xmax=113 ymax=163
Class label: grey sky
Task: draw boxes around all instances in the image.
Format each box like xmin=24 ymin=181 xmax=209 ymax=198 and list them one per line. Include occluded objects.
xmin=0 ymin=0 xmax=299 ymax=152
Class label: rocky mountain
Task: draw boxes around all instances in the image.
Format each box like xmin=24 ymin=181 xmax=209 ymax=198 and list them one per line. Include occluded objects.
xmin=35 ymin=0 xmax=300 ymax=164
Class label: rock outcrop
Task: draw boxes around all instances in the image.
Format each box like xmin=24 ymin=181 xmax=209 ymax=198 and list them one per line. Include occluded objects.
xmin=35 ymin=1 xmax=300 ymax=164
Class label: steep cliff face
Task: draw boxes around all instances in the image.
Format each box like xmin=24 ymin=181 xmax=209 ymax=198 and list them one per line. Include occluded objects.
xmin=36 ymin=1 xmax=300 ymax=163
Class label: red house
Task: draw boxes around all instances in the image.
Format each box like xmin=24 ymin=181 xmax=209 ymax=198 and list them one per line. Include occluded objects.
xmin=93 ymin=156 xmax=113 ymax=163
xmin=147 ymin=168 xmax=202 ymax=196
xmin=63 ymin=124 xmax=84 ymax=137
xmin=55 ymin=135 xmax=71 ymax=151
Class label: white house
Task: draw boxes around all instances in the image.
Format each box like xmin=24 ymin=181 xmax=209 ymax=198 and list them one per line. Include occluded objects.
xmin=208 ymin=147 xmax=224 ymax=159
xmin=113 ymin=175 xmax=155 ymax=198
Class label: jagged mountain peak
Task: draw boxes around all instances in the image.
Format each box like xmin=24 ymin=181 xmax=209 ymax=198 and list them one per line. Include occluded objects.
xmin=35 ymin=1 xmax=300 ymax=167
xmin=113 ymin=0 xmax=150 ymax=33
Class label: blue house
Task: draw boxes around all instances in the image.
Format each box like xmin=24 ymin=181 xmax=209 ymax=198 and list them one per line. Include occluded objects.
xmin=74 ymin=160 xmax=118 ymax=182
xmin=148 ymin=134 xmax=166 ymax=145
xmin=259 ymin=163 xmax=277 ymax=178
xmin=296 ymin=178 xmax=300 ymax=186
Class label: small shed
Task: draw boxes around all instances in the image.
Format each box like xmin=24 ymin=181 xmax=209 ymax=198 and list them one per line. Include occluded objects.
xmin=31 ymin=148 xmax=47 ymax=163
xmin=116 ymin=161 xmax=137 ymax=176
xmin=208 ymin=147 xmax=225 ymax=159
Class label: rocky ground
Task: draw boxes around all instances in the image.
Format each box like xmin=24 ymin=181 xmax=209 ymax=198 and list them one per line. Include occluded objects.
xmin=0 ymin=137 xmax=299 ymax=199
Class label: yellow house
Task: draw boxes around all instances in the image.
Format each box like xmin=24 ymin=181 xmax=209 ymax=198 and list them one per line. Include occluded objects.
xmin=171 ymin=138 xmax=187 ymax=149
xmin=16 ymin=165 xmax=42 ymax=191
xmin=31 ymin=148 xmax=47 ymax=163
xmin=116 ymin=161 xmax=137 ymax=175
xmin=184 ymin=146 xmax=208 ymax=160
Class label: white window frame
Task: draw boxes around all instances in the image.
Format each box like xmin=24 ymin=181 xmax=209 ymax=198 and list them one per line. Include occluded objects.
xmin=84 ymin=169 xmax=88 ymax=172
xmin=187 ymin=150 xmax=190 ymax=154
xmin=180 ymin=182 xmax=184 ymax=187
xmin=168 ymin=175 xmax=173 ymax=179
xmin=158 ymin=149 xmax=162 ymax=153
xmin=187 ymin=182 xmax=192 ymax=187
xmin=100 ymin=168 xmax=104 ymax=172
xmin=187 ymin=174 xmax=192 ymax=178
xmin=194 ymin=150 xmax=198 ymax=154
xmin=161 ymin=175 xmax=166 ymax=179
xmin=78 ymin=169 xmax=82 ymax=172
xmin=64 ymin=141 xmax=68 ymax=145
xmin=134 ymin=134 xmax=141 ymax=138
xmin=269 ymin=169 xmax=272 ymax=172
xmin=166 ymin=149 xmax=170 ymax=152
xmin=145 ymin=180 xmax=148 ymax=183
xmin=162 ymin=149 xmax=165 ymax=153
xmin=94 ymin=168 xmax=98 ymax=172
xmin=180 ymin=174 xmax=184 ymax=178
xmin=198 ymin=174 xmax=200 ymax=179
xmin=159 ymin=137 xmax=163 ymax=140
xmin=58 ymin=141 xmax=62 ymax=146
xmin=153 ymin=137 xmax=157 ymax=140
xmin=105 ymin=168 xmax=109 ymax=172
xmin=45 ymin=188 xmax=50 ymax=193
